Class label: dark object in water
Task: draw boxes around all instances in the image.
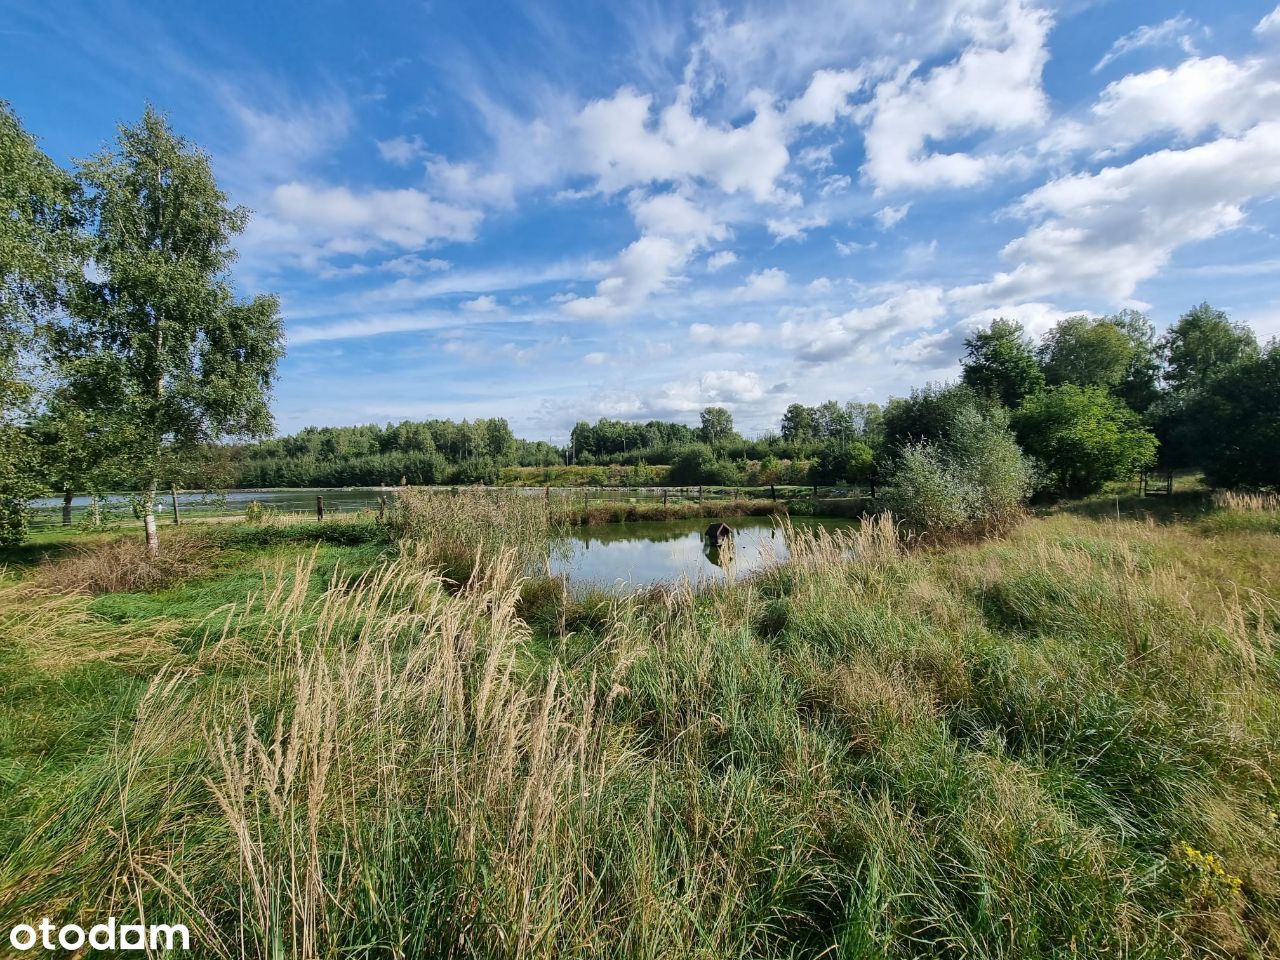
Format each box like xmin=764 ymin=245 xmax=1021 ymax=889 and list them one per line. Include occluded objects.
xmin=705 ymin=522 xmax=733 ymax=546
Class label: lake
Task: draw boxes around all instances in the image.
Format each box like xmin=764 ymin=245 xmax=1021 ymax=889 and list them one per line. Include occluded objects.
xmin=548 ymin=516 xmax=856 ymax=591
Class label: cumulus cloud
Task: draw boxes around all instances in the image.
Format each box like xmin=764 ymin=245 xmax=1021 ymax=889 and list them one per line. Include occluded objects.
xmin=1052 ymin=55 xmax=1280 ymax=154
xmin=573 ymin=87 xmax=792 ymax=202
xmin=1093 ymin=16 xmax=1199 ymax=73
xmin=462 ymin=295 xmax=500 ymax=313
xmin=706 ymin=250 xmax=738 ymax=271
xmin=733 ymin=267 xmax=789 ymax=300
xmin=766 ymin=211 xmax=829 ymax=241
xmin=560 ymin=191 xmax=728 ymax=317
xmin=859 ymin=0 xmax=1052 ymax=191
xmin=655 ymin=369 xmax=766 ymax=413
xmin=781 ymin=287 xmax=947 ymax=363
xmin=954 ymin=121 xmax=1280 ymax=304
xmin=689 ymin=321 xmax=765 ymax=347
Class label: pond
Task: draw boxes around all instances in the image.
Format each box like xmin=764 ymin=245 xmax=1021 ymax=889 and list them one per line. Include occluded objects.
xmin=548 ymin=516 xmax=857 ymax=592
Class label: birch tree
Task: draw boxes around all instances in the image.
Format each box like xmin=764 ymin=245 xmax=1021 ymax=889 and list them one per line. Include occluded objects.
xmin=60 ymin=107 xmax=282 ymax=553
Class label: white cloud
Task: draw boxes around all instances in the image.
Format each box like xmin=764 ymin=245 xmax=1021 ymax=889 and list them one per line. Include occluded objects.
xmin=1256 ymin=5 xmax=1280 ymax=36
xmin=427 ymin=156 xmax=517 ymax=206
xmin=573 ymin=87 xmax=792 ymax=202
xmin=781 ymin=286 xmax=947 ymax=363
xmin=835 ymin=239 xmax=875 ymax=256
xmin=655 ymin=369 xmax=766 ymax=413
xmin=629 ymin=191 xmax=728 ymax=244
xmin=875 ymin=203 xmax=911 ymax=229
xmin=268 ymin=182 xmax=483 ymax=256
xmin=689 ymin=321 xmax=764 ymax=347
xmin=1093 ymin=16 xmax=1199 ymax=73
xmin=766 ymin=211 xmax=828 ymax=241
xmin=377 ymin=135 xmax=427 ymax=165
xmin=561 ymin=234 xmax=686 ymax=318
xmin=583 ymin=351 xmax=608 ymax=364
xmin=733 ymin=267 xmax=789 ymax=300
xmin=560 ymin=191 xmax=728 ymax=317
xmin=954 ymin=121 xmax=1280 ymax=304
xmin=860 ymin=0 xmax=1052 ymax=191
xmin=1052 ymin=56 xmax=1280 ymax=154
xmin=785 ymin=68 xmax=867 ymax=126
xmin=462 ymin=295 xmax=500 ymax=313
xmin=809 ymin=277 xmax=833 ymax=293
xmin=706 ymin=250 xmax=738 ymax=272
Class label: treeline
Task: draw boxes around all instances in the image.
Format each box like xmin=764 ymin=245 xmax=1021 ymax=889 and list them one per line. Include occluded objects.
xmin=232 ymin=419 xmax=563 ymax=487
xmin=228 ymin=305 xmax=1276 ymax=504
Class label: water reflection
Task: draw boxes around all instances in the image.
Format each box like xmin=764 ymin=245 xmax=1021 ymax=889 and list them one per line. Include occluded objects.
xmin=548 ymin=516 xmax=852 ymax=592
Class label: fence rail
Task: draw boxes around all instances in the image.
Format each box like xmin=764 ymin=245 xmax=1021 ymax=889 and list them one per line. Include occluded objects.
xmin=27 ymin=483 xmax=873 ymax=531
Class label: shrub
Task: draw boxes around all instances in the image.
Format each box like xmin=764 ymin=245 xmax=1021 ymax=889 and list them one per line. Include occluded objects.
xmin=880 ymin=407 xmax=1033 ymax=535
xmin=35 ymin=533 xmax=210 ymax=594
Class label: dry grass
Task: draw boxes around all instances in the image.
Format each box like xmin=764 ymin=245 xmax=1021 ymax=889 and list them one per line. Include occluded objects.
xmin=33 ymin=532 xmax=212 ymax=595
xmin=1215 ymin=490 xmax=1280 ymax=513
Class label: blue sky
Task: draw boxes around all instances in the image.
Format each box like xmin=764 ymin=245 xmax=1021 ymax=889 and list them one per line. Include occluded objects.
xmin=4 ymin=1 xmax=1279 ymax=439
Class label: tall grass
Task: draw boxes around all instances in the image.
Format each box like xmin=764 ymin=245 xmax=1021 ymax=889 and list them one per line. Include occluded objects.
xmin=1 ymin=507 xmax=1278 ymax=957
xmin=387 ymin=487 xmax=560 ymax=582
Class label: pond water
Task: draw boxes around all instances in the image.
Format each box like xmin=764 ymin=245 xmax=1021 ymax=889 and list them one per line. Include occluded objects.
xmin=548 ymin=516 xmax=856 ymax=592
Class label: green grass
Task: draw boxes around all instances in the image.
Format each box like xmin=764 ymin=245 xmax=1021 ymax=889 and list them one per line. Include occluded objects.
xmin=0 ymin=498 xmax=1277 ymax=958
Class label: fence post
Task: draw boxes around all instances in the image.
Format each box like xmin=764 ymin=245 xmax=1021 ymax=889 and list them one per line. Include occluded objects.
xmin=62 ymin=489 xmax=73 ymax=526
xmin=170 ymin=485 xmax=181 ymax=525
xmin=698 ymin=485 xmax=703 ymax=503
xmin=583 ymin=489 xmax=589 ymax=513
xmin=663 ymin=490 xmax=668 ymax=507
xmin=770 ymin=483 xmax=776 ymax=502
xmin=316 ymin=495 xmax=324 ymax=521
xmin=378 ymin=496 xmax=387 ymax=523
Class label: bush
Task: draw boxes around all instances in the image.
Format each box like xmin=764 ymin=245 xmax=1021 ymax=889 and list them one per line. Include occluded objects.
xmin=881 ymin=407 xmax=1033 ymax=535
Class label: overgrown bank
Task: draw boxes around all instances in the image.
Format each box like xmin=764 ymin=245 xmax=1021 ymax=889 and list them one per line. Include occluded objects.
xmin=0 ymin=496 xmax=1278 ymax=958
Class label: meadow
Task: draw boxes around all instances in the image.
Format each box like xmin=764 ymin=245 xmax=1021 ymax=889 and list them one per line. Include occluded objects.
xmin=0 ymin=489 xmax=1277 ymax=958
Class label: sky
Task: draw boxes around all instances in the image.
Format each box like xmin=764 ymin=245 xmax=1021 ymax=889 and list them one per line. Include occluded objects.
xmin=3 ymin=0 xmax=1280 ymax=440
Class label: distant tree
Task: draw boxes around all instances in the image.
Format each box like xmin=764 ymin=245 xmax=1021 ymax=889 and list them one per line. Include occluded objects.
xmin=0 ymin=102 xmax=82 ymax=544
xmin=1187 ymin=343 xmax=1280 ymax=489
xmin=1160 ymin=302 xmax=1259 ymax=394
xmin=809 ymin=439 xmax=874 ymax=485
xmin=1109 ymin=309 xmax=1163 ymax=414
xmin=1038 ymin=315 xmax=1135 ymax=390
xmin=668 ymin=444 xmax=741 ymax=485
xmin=780 ymin=402 xmax=816 ymax=441
xmin=813 ymin=399 xmax=851 ymax=439
xmin=699 ymin=406 xmax=734 ymax=445
xmin=881 ymin=383 xmax=992 ymax=451
xmin=961 ymin=318 xmax=1045 ymax=408
xmin=1013 ymin=385 xmax=1157 ymax=496
xmin=58 ymin=108 xmax=284 ymax=554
